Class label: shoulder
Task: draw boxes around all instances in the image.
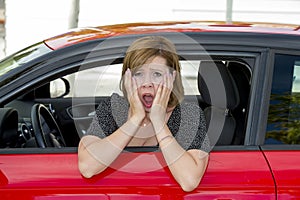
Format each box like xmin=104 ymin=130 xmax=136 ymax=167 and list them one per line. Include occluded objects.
xmin=95 ymin=93 xmax=128 ymax=126
xmin=180 ymin=102 xmax=206 ymax=130
xmin=169 ymin=101 xmax=205 ymax=127
xmin=90 ymin=93 xmax=127 ymax=137
xmin=111 ymin=93 xmax=128 ymax=107
xmin=96 ymin=93 xmax=127 ymax=112
xmin=179 ymin=102 xmax=210 ymax=152
xmin=179 ymin=101 xmax=205 ymax=119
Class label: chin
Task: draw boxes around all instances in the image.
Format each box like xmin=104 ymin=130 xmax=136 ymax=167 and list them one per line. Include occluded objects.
xmin=144 ymin=107 xmax=151 ymax=113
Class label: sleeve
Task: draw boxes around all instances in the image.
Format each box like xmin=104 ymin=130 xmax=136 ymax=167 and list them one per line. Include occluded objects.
xmin=85 ymin=97 xmax=118 ymax=138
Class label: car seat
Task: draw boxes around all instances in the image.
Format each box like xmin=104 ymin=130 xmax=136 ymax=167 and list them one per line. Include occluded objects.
xmin=198 ymin=61 xmax=240 ymax=146
xmin=227 ymin=61 xmax=251 ymax=145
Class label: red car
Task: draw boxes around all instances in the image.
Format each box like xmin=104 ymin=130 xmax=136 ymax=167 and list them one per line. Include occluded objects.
xmin=0 ymin=21 xmax=300 ymax=199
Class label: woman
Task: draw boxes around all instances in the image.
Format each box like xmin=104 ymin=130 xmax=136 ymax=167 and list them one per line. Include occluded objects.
xmin=78 ymin=36 xmax=210 ymax=192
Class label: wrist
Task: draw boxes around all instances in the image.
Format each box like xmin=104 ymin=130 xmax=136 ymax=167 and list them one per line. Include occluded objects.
xmin=157 ymin=132 xmax=174 ymax=148
xmin=158 ymin=134 xmax=173 ymax=144
xmin=120 ymin=118 xmax=140 ymax=137
xmin=130 ymin=116 xmax=143 ymax=127
xmin=152 ymin=120 xmax=166 ymax=134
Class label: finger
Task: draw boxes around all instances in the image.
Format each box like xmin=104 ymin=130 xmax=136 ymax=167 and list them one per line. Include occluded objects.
xmin=172 ymin=70 xmax=176 ymax=82
xmin=160 ymin=75 xmax=170 ymax=107
xmin=162 ymin=73 xmax=172 ymax=96
xmin=166 ymin=73 xmax=172 ymax=90
xmin=131 ymin=77 xmax=140 ymax=101
xmin=171 ymin=73 xmax=175 ymax=93
xmin=132 ymin=75 xmax=138 ymax=94
xmin=125 ymin=69 xmax=136 ymax=102
xmin=164 ymin=73 xmax=174 ymax=102
xmin=124 ymin=69 xmax=132 ymax=92
xmin=153 ymin=81 xmax=163 ymax=105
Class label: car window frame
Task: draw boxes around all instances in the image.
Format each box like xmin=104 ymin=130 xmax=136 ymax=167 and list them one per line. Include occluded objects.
xmin=0 ymin=34 xmax=279 ymax=154
xmin=0 ymin=53 xmax=262 ymax=154
xmin=261 ymin=49 xmax=300 ymax=151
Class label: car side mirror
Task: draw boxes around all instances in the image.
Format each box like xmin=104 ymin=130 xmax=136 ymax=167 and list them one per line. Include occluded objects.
xmin=50 ymin=78 xmax=70 ymax=98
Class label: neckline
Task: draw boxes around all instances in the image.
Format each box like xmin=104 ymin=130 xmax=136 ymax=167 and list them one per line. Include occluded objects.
xmin=110 ymin=93 xmax=181 ymax=132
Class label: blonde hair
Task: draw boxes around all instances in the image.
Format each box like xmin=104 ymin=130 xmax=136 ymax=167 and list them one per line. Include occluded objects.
xmin=120 ymin=36 xmax=184 ymax=107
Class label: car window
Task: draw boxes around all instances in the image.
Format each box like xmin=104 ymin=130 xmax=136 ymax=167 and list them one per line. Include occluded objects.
xmin=1 ymin=56 xmax=254 ymax=150
xmin=266 ymin=54 xmax=300 ymax=144
xmin=50 ymin=58 xmax=252 ymax=146
xmin=1 ymin=55 xmax=254 ymax=150
xmin=50 ymin=61 xmax=201 ymax=98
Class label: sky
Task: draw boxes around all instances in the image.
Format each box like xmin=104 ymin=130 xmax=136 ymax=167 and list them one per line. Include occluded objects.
xmin=4 ymin=0 xmax=300 ymax=57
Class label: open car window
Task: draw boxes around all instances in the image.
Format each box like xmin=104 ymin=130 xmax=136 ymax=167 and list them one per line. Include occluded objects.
xmin=51 ymin=61 xmax=202 ymax=98
xmin=0 ymin=55 xmax=253 ymax=150
xmin=50 ymin=58 xmax=252 ymax=147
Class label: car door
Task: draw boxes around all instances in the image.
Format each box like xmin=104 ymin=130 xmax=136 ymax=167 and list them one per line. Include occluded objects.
xmin=263 ymin=52 xmax=300 ymax=199
xmin=0 ymin=34 xmax=277 ymax=199
xmin=1 ymin=54 xmax=276 ymax=199
xmin=0 ymin=147 xmax=275 ymax=199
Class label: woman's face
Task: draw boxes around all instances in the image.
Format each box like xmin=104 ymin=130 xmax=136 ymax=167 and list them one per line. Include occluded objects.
xmin=132 ymin=56 xmax=172 ymax=112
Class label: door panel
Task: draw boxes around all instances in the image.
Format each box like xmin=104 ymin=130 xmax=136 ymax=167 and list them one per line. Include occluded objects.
xmin=0 ymin=149 xmax=275 ymax=199
xmin=265 ymin=53 xmax=300 ymax=199
xmin=262 ymin=149 xmax=300 ymax=199
xmin=35 ymin=97 xmax=106 ymax=147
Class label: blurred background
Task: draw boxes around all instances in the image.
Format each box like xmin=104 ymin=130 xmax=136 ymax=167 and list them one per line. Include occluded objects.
xmin=0 ymin=0 xmax=299 ymax=59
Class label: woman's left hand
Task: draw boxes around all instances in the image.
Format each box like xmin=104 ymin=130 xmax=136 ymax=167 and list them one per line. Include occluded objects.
xmin=150 ymin=71 xmax=176 ymax=133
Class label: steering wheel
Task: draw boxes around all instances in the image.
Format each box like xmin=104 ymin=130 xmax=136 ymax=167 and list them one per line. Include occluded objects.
xmin=31 ymin=104 xmax=66 ymax=148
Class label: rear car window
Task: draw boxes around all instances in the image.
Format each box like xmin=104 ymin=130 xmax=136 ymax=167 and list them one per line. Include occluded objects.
xmin=266 ymin=54 xmax=300 ymax=144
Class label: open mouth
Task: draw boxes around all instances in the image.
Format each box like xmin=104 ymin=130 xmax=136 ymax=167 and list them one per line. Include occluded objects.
xmin=142 ymin=94 xmax=154 ymax=108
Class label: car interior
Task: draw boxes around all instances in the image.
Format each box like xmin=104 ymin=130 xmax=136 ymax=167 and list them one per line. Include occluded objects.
xmin=0 ymin=58 xmax=252 ymax=149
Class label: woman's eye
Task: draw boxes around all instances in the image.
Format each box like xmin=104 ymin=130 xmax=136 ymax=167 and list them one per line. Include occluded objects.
xmin=134 ymin=72 xmax=143 ymax=77
xmin=153 ymin=72 xmax=162 ymax=77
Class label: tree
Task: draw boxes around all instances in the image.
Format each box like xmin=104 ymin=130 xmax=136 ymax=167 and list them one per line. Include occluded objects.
xmin=267 ymin=93 xmax=300 ymax=144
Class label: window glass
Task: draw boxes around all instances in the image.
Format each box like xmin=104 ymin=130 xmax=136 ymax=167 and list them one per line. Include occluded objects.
xmin=266 ymin=54 xmax=300 ymax=144
xmin=292 ymin=61 xmax=300 ymax=92
xmin=50 ymin=61 xmax=201 ymax=98
xmin=68 ymin=64 xmax=123 ymax=97
xmin=180 ymin=60 xmax=200 ymax=95
xmin=0 ymin=42 xmax=51 ymax=76
xmin=49 ymin=59 xmax=251 ymax=146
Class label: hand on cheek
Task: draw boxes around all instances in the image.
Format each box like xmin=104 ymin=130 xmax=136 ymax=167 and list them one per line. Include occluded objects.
xmin=124 ymin=69 xmax=145 ymax=124
xmin=150 ymin=72 xmax=174 ymax=133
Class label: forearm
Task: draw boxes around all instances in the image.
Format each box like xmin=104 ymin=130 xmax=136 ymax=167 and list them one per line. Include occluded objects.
xmin=157 ymin=126 xmax=209 ymax=192
xmin=78 ymin=119 xmax=140 ymax=178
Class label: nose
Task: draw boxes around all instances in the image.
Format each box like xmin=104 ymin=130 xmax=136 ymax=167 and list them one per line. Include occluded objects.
xmin=141 ymin=74 xmax=153 ymax=87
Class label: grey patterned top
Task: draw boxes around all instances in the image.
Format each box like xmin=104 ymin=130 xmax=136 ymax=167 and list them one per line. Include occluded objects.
xmin=86 ymin=93 xmax=210 ymax=152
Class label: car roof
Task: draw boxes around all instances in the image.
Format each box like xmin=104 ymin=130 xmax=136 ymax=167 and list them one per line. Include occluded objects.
xmin=44 ymin=21 xmax=300 ymax=50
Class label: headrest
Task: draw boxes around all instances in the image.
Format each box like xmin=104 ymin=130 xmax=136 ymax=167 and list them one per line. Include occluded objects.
xmin=198 ymin=61 xmax=239 ymax=110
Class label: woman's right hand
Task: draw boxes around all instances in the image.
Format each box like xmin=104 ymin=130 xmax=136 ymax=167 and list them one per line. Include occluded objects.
xmin=124 ymin=68 xmax=145 ymax=125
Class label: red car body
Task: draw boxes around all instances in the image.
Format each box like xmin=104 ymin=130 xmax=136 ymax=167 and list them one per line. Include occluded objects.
xmin=1 ymin=151 xmax=276 ymax=199
xmin=0 ymin=21 xmax=300 ymax=199
xmin=45 ymin=21 xmax=300 ymax=50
